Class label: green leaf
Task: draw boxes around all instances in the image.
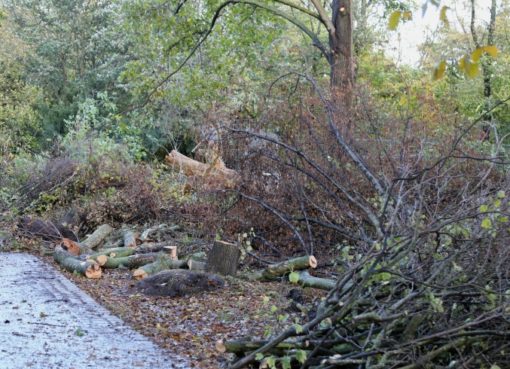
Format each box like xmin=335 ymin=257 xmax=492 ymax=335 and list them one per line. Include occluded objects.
xmin=270 ymin=305 xmax=278 ymax=313
xmin=388 ymin=11 xmax=401 ymax=30
xmin=295 ymin=350 xmax=307 ymax=364
xmin=281 ymin=356 xmax=291 ymax=369
xmin=481 ymin=217 xmax=492 ymax=230
xmin=491 ymin=364 xmax=502 ymax=369
xmin=266 ymin=356 xmax=277 ymax=369
xmin=288 ymin=271 xmax=300 ymax=284
xmin=497 ymin=190 xmax=506 ymax=199
xmin=294 ymin=323 xmax=304 ymax=334
xmin=433 ymin=60 xmax=447 ymax=80
xmin=479 ymin=204 xmax=489 ymax=213
xmin=497 ymin=216 xmax=508 ymax=223
xmin=255 ymin=353 xmax=265 ymax=361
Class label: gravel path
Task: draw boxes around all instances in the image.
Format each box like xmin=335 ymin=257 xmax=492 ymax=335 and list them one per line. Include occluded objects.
xmin=0 ymin=253 xmax=189 ymax=369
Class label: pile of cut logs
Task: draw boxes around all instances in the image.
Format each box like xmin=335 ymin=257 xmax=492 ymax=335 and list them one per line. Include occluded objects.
xmin=50 ymin=223 xmax=334 ymax=292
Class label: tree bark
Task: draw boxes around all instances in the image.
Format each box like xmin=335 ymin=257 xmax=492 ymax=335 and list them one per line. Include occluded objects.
xmin=103 ymin=253 xmax=161 ymax=269
xmin=248 ymin=255 xmax=317 ymax=281
xmin=81 ymin=224 xmax=113 ymax=250
xmin=329 ymin=0 xmax=354 ymax=100
xmin=297 ymin=270 xmax=336 ymax=290
xmin=187 ymin=259 xmax=207 ymax=271
xmin=54 ymin=246 xmax=102 ymax=279
xmin=165 ymin=150 xmax=239 ymax=189
xmin=88 ymin=247 xmax=136 ymax=259
xmin=206 ymin=240 xmax=241 ymax=276
xmin=122 ymin=228 xmax=138 ymax=248
xmin=132 ymin=257 xmax=187 ymax=280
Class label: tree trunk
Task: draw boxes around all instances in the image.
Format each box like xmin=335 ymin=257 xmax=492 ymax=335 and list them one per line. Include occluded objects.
xmin=132 ymin=257 xmax=187 ymax=280
xmin=329 ymin=0 xmax=354 ymax=99
xmin=54 ymin=246 xmax=102 ymax=279
xmin=206 ymin=240 xmax=241 ymax=276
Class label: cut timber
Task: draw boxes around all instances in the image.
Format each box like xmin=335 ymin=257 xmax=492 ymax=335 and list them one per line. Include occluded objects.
xmin=249 ymin=255 xmax=317 ymax=281
xmin=186 ymin=251 xmax=207 ymax=262
xmin=103 ymin=253 xmax=161 ymax=269
xmin=215 ymin=339 xmax=309 ymax=355
xmin=122 ymin=229 xmax=138 ymax=248
xmin=206 ymin=240 xmax=240 ymax=276
xmin=132 ymin=257 xmax=187 ymax=280
xmin=137 ymin=242 xmax=171 ymax=254
xmin=60 ymin=238 xmax=85 ymax=256
xmin=89 ymin=247 xmax=136 ymax=259
xmin=140 ymin=224 xmax=180 ymax=242
xmin=187 ymin=259 xmax=206 ymax=271
xmin=136 ymin=269 xmax=224 ymax=297
xmin=81 ymin=224 xmax=113 ymax=250
xmin=164 ymin=246 xmax=178 ymax=260
xmin=165 ymin=150 xmax=239 ymax=189
xmin=297 ymin=271 xmax=336 ymax=290
xmin=54 ymin=246 xmax=102 ymax=279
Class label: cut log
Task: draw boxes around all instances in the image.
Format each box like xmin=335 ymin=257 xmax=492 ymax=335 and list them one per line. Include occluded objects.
xmin=187 ymin=259 xmax=206 ymax=271
xmin=249 ymin=255 xmax=317 ymax=281
xmin=81 ymin=224 xmax=113 ymax=250
xmin=132 ymin=257 xmax=187 ymax=280
xmin=122 ymin=228 xmax=138 ymax=248
xmin=165 ymin=150 xmax=239 ymax=189
xmin=140 ymin=224 xmax=180 ymax=242
xmin=89 ymin=247 xmax=136 ymax=259
xmin=103 ymin=253 xmax=161 ymax=269
xmin=164 ymin=246 xmax=178 ymax=260
xmin=136 ymin=269 xmax=224 ymax=297
xmin=297 ymin=271 xmax=336 ymax=290
xmin=206 ymin=240 xmax=240 ymax=276
xmin=54 ymin=246 xmax=102 ymax=279
xmin=137 ymin=242 xmax=171 ymax=254
xmin=186 ymin=251 xmax=207 ymax=262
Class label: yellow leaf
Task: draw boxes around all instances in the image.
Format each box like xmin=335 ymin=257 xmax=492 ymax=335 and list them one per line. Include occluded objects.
xmin=465 ymin=60 xmax=480 ymax=78
xmin=388 ymin=11 xmax=401 ymax=30
xmin=402 ymin=11 xmax=413 ymax=21
xmin=433 ymin=60 xmax=447 ymax=80
xmin=471 ymin=48 xmax=484 ymax=62
xmin=482 ymin=45 xmax=499 ymax=57
xmin=458 ymin=56 xmax=466 ymax=70
xmin=440 ymin=6 xmax=450 ymax=28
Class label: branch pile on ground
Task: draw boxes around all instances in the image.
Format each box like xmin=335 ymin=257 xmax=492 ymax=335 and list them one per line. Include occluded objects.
xmin=223 ymin=238 xmax=510 ymax=368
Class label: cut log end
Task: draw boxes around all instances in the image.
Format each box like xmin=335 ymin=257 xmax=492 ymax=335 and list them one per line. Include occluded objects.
xmin=60 ymin=238 xmax=81 ymax=256
xmin=164 ymin=246 xmax=178 ymax=260
xmin=96 ymin=255 xmax=108 ymax=266
xmin=85 ymin=264 xmax=102 ymax=279
xmin=133 ymin=268 xmax=148 ymax=280
xmin=215 ymin=340 xmax=226 ymax=353
xmin=309 ymin=255 xmax=317 ymax=269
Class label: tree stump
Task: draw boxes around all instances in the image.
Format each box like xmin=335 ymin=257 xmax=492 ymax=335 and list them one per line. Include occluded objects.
xmin=206 ymin=240 xmax=240 ymax=276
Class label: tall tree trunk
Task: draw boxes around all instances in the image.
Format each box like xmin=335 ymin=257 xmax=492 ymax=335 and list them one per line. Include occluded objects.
xmin=329 ymin=0 xmax=354 ymax=96
xmin=470 ymin=0 xmax=497 ymax=140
